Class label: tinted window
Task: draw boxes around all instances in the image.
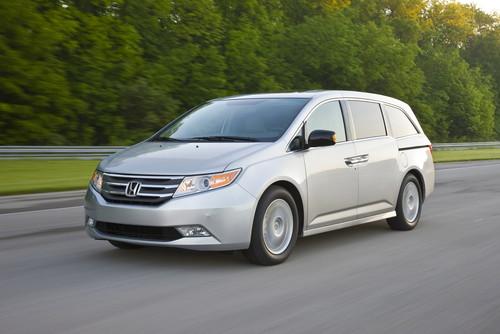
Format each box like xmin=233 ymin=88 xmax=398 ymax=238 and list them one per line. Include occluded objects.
xmin=305 ymin=101 xmax=346 ymax=142
xmin=349 ymin=101 xmax=386 ymax=139
xmin=385 ymin=105 xmax=418 ymax=138
xmin=155 ymin=98 xmax=309 ymax=142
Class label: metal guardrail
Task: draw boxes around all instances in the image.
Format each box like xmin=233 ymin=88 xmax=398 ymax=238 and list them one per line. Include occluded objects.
xmin=0 ymin=146 xmax=126 ymax=159
xmin=432 ymin=142 xmax=500 ymax=150
xmin=0 ymin=142 xmax=499 ymax=159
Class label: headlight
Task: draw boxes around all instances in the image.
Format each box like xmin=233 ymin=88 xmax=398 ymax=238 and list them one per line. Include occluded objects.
xmin=90 ymin=170 xmax=103 ymax=192
xmin=173 ymin=169 xmax=241 ymax=198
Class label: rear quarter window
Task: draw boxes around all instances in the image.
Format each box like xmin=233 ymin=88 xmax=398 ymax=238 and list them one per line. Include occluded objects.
xmin=385 ymin=105 xmax=418 ymax=138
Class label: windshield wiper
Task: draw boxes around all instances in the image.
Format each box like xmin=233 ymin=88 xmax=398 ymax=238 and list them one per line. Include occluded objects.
xmin=149 ymin=136 xmax=188 ymax=142
xmin=189 ymin=136 xmax=260 ymax=142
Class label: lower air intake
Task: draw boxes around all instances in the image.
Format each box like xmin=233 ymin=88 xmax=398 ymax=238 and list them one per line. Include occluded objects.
xmin=95 ymin=222 xmax=183 ymax=242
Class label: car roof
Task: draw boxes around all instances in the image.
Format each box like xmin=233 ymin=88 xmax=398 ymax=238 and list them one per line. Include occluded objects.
xmin=220 ymin=90 xmax=409 ymax=109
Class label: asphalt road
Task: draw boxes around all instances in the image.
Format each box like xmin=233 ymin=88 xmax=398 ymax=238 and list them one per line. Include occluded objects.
xmin=1 ymin=160 xmax=500 ymax=334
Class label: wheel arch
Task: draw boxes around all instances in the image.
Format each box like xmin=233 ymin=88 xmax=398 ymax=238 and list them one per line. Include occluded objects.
xmin=269 ymin=181 xmax=305 ymax=237
xmin=406 ymin=169 xmax=426 ymax=201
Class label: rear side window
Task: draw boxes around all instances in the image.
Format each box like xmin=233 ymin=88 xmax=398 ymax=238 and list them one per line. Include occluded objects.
xmin=385 ymin=105 xmax=418 ymax=138
xmin=305 ymin=101 xmax=347 ymax=142
xmin=349 ymin=101 xmax=386 ymax=139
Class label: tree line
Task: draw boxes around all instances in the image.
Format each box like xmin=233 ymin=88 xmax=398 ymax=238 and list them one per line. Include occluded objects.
xmin=1 ymin=0 xmax=499 ymax=145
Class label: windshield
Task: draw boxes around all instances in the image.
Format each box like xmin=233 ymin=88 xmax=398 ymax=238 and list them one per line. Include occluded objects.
xmin=152 ymin=98 xmax=310 ymax=142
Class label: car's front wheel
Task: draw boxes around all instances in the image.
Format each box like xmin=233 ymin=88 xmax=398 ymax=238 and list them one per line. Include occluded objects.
xmin=387 ymin=174 xmax=423 ymax=231
xmin=245 ymin=186 xmax=299 ymax=265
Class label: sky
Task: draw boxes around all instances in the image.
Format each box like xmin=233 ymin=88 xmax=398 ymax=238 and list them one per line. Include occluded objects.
xmin=455 ymin=0 xmax=500 ymax=13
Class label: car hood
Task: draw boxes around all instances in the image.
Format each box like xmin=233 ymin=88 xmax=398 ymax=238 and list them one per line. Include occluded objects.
xmin=99 ymin=141 xmax=270 ymax=175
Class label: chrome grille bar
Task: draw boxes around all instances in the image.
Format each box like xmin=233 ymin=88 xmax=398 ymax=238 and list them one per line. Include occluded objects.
xmin=100 ymin=173 xmax=183 ymax=205
xmin=103 ymin=172 xmax=184 ymax=180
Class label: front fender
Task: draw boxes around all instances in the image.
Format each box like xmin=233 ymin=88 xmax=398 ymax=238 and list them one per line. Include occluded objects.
xmin=234 ymin=152 xmax=308 ymax=224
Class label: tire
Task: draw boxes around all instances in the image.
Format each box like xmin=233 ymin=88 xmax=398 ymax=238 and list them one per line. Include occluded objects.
xmin=244 ymin=186 xmax=299 ymax=265
xmin=108 ymin=240 xmax=144 ymax=249
xmin=387 ymin=174 xmax=423 ymax=231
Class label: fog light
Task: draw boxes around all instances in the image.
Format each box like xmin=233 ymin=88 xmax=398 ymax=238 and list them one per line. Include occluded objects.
xmin=87 ymin=217 xmax=95 ymax=227
xmin=176 ymin=225 xmax=211 ymax=237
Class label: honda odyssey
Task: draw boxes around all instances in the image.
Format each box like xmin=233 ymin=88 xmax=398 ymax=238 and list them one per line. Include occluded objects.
xmin=85 ymin=91 xmax=435 ymax=265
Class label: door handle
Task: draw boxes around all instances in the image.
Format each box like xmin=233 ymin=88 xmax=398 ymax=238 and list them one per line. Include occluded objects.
xmin=356 ymin=154 xmax=369 ymax=164
xmin=345 ymin=154 xmax=369 ymax=167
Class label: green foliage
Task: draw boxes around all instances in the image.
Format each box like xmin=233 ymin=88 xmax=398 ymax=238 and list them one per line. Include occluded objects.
xmin=0 ymin=0 xmax=79 ymax=144
xmin=464 ymin=27 xmax=500 ymax=136
xmin=217 ymin=0 xmax=283 ymax=93
xmin=277 ymin=12 xmax=423 ymax=100
xmin=0 ymin=0 xmax=499 ymax=144
xmin=418 ymin=49 xmax=495 ymax=141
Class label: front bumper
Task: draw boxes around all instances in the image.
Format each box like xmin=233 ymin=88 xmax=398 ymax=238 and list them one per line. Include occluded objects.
xmin=84 ymin=184 xmax=256 ymax=251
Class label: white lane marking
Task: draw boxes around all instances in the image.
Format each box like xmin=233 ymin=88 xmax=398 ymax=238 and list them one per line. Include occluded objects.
xmin=437 ymin=163 xmax=500 ymax=172
xmin=0 ymin=206 xmax=83 ymax=217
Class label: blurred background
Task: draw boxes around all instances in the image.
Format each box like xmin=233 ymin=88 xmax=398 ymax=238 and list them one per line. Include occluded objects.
xmin=0 ymin=0 xmax=500 ymax=195
xmin=1 ymin=0 xmax=499 ymax=146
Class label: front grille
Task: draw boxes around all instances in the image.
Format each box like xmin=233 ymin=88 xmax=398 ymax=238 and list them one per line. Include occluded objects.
xmin=95 ymin=221 xmax=182 ymax=241
xmin=101 ymin=173 xmax=183 ymax=205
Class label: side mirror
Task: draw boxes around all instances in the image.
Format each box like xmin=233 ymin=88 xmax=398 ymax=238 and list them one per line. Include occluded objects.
xmin=308 ymin=130 xmax=336 ymax=148
xmin=289 ymin=136 xmax=304 ymax=151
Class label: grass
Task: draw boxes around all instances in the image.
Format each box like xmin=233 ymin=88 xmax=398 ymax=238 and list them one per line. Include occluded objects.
xmin=0 ymin=160 xmax=99 ymax=196
xmin=432 ymin=148 xmax=500 ymax=163
xmin=1 ymin=149 xmax=500 ymax=196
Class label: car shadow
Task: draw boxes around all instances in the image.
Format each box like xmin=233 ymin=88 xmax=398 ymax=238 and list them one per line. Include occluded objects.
xmin=89 ymin=242 xmax=250 ymax=270
xmin=295 ymin=220 xmax=391 ymax=251
xmin=87 ymin=219 xmax=412 ymax=269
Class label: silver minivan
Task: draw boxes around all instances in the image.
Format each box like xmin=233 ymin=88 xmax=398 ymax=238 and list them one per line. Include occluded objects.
xmin=85 ymin=91 xmax=434 ymax=265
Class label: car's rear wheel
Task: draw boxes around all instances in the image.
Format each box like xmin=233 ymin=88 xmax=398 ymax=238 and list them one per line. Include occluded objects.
xmin=108 ymin=240 xmax=144 ymax=249
xmin=244 ymin=186 xmax=299 ymax=265
xmin=387 ymin=174 xmax=422 ymax=231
